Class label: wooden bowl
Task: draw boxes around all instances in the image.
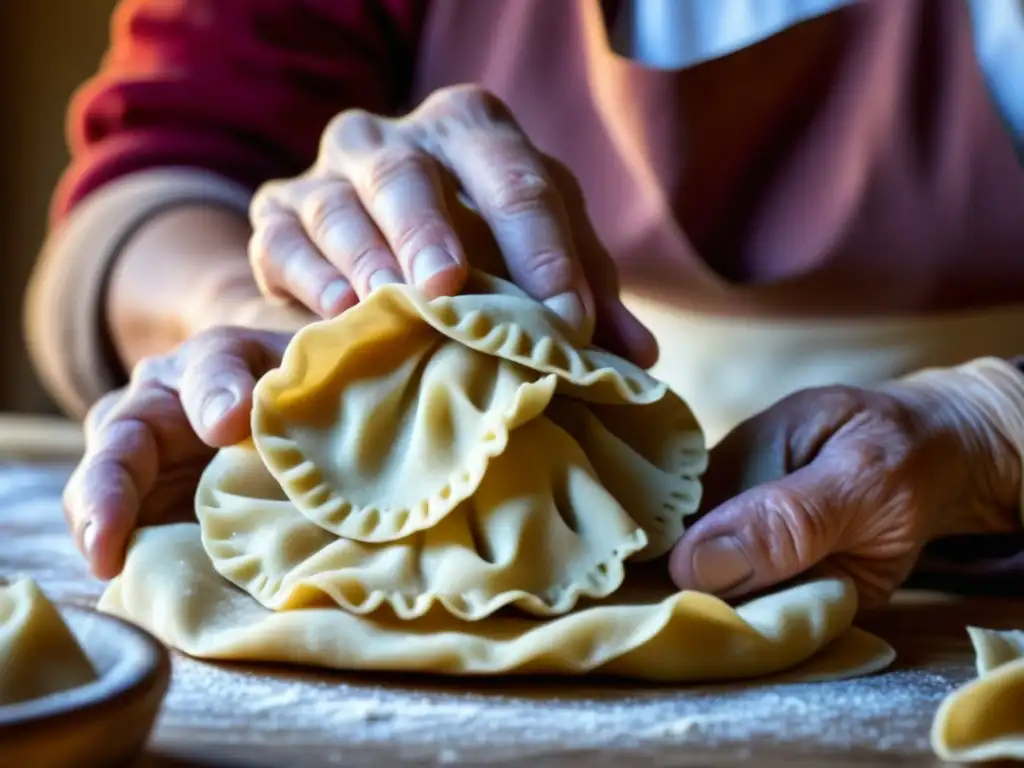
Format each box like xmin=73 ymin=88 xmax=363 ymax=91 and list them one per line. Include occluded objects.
xmin=0 ymin=604 xmax=171 ymax=766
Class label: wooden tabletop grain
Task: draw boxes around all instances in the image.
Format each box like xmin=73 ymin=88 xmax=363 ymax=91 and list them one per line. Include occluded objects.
xmin=0 ymin=416 xmax=1020 ymax=767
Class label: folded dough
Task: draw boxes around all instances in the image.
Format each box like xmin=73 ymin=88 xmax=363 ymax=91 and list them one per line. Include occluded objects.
xmin=101 ymin=524 xmax=894 ymax=681
xmin=0 ymin=579 xmax=96 ymax=705
xmin=100 ymin=273 xmax=895 ymax=682
xmin=931 ymin=627 xmax=1024 ymax=761
xmin=251 ymin=272 xmax=703 ymax=558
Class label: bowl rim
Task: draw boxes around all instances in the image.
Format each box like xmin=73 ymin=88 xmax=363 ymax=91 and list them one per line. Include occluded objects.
xmin=0 ymin=602 xmax=170 ymax=730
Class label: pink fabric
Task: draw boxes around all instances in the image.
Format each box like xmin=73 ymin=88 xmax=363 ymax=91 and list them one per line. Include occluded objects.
xmin=54 ymin=0 xmax=428 ymax=223
xmin=58 ymin=0 xmax=1024 ymax=317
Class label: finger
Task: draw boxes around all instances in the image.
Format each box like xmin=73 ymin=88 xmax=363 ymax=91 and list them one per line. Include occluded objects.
xmin=295 ymin=174 xmax=404 ymax=299
xmin=83 ymin=390 xmax=123 ymax=440
xmin=249 ymin=188 xmax=358 ymax=317
xmin=414 ymin=87 xmax=594 ymax=331
xmin=322 ymin=110 xmax=467 ymax=298
xmin=65 ymin=385 xmax=179 ymax=579
xmin=544 ymin=158 xmax=657 ymax=366
xmin=668 ymin=464 xmax=845 ymax=599
xmin=542 ymin=167 xmax=655 ymax=364
xmin=177 ymin=329 xmax=284 ymax=446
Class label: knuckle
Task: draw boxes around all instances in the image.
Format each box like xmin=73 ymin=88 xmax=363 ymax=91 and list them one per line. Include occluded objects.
xmin=361 ymin=149 xmax=431 ymax=201
xmin=390 ymin=217 xmax=451 ymax=259
xmin=130 ymin=356 xmax=168 ymax=385
xmin=757 ymin=484 xmax=830 ymax=562
xmin=345 ymin=245 xmax=389 ymax=279
xmin=300 ymin=181 xmax=359 ymax=244
xmin=485 ymin=169 xmax=552 ymax=218
xmin=84 ymin=390 xmax=124 ymax=436
xmin=323 ymin=109 xmax=386 ymax=156
xmin=847 ymin=433 xmax=913 ymax=475
xmin=522 ymin=248 xmax=573 ymax=287
xmin=249 ymin=219 xmax=303 ymax=272
xmin=249 ymin=181 xmax=289 ymax=221
xmin=247 ymin=226 xmax=274 ymax=273
xmin=432 ymin=84 xmax=509 ymax=122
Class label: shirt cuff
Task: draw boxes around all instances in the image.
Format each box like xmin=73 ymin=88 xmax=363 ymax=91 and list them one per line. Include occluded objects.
xmin=24 ymin=168 xmax=252 ymax=420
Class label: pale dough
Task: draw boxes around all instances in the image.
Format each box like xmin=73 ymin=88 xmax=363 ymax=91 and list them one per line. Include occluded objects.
xmin=100 ymin=273 xmax=895 ymax=682
xmin=931 ymin=627 xmax=1024 ymax=761
xmin=0 ymin=579 xmax=96 ymax=705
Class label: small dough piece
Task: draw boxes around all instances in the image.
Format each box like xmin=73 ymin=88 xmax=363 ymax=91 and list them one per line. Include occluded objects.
xmin=198 ymin=415 xmax=648 ymax=620
xmin=252 ymin=272 xmax=704 ymax=558
xmin=101 ymin=524 xmax=895 ymax=682
xmin=931 ymin=627 xmax=1024 ymax=762
xmin=0 ymin=579 xmax=97 ymax=705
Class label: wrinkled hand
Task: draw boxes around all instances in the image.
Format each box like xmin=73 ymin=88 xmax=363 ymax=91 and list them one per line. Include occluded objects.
xmin=248 ymin=84 xmax=657 ymax=366
xmin=64 ymin=327 xmax=293 ymax=579
xmin=669 ymin=384 xmax=1021 ymax=608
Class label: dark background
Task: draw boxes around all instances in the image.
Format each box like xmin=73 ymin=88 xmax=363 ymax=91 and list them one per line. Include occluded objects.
xmin=1 ymin=0 xmax=119 ymax=415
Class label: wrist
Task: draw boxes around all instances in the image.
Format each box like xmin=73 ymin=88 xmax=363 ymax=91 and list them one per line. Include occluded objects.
xmin=187 ymin=263 xmax=315 ymax=335
xmin=882 ymin=358 xmax=1024 ymax=539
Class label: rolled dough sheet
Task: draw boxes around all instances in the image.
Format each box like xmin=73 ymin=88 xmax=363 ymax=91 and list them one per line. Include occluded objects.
xmin=931 ymin=627 xmax=1024 ymax=761
xmin=0 ymin=578 xmax=96 ymax=705
xmin=99 ymin=524 xmax=894 ymax=682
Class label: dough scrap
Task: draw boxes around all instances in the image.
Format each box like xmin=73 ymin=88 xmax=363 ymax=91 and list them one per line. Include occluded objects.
xmin=100 ymin=524 xmax=895 ymax=681
xmin=0 ymin=579 xmax=97 ymax=706
xmin=931 ymin=627 xmax=1024 ymax=761
xmin=100 ymin=273 xmax=894 ymax=683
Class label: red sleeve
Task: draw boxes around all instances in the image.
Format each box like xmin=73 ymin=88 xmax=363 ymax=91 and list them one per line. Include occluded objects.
xmin=52 ymin=0 xmax=429 ymax=223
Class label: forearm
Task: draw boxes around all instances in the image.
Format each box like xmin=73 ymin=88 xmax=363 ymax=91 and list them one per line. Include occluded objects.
xmin=109 ymin=205 xmax=255 ymax=366
xmin=110 ymin=204 xmax=314 ymax=367
xmin=26 ymin=169 xmax=309 ymax=419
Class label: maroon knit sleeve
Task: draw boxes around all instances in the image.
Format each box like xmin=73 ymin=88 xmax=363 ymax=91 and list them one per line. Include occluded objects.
xmin=51 ymin=0 xmax=429 ymax=223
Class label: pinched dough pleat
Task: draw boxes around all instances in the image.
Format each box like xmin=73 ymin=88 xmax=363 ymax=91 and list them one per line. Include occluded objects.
xmin=546 ymin=397 xmax=705 ymax=560
xmin=199 ymin=414 xmax=648 ymax=621
xmin=254 ymin=315 xmax=556 ymax=543
xmin=254 ymin=271 xmax=706 ymax=550
xmin=100 ymin=524 xmax=896 ymax=682
xmin=931 ymin=627 xmax=1024 ymax=762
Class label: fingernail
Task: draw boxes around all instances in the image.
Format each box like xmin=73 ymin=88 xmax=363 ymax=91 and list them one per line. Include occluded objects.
xmin=368 ymin=269 xmax=402 ymax=292
xmin=82 ymin=521 xmax=99 ymax=558
xmin=412 ymin=246 xmax=456 ymax=286
xmin=543 ymin=291 xmax=586 ymax=330
xmin=691 ymin=535 xmax=753 ymax=594
xmin=201 ymin=390 xmax=237 ymax=430
xmin=320 ymin=278 xmax=353 ymax=315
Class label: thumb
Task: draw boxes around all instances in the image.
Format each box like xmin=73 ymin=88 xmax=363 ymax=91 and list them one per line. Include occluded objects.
xmin=178 ymin=334 xmax=273 ymax=447
xmin=668 ymin=464 xmax=846 ymax=599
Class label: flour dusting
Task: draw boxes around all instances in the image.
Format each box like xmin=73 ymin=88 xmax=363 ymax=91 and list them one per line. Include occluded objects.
xmin=149 ymin=654 xmax=967 ymax=765
xmin=0 ymin=462 xmax=986 ymax=766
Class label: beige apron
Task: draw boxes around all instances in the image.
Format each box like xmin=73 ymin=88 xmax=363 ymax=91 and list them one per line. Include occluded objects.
xmin=623 ymin=293 xmax=1024 ymax=447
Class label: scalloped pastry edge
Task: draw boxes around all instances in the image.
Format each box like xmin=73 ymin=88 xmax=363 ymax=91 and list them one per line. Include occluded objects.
xmin=199 ymin=489 xmax=649 ymax=621
xmin=253 ymin=274 xmax=704 ymax=545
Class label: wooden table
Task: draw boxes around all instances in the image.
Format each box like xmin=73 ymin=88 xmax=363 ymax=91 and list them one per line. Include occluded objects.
xmin=0 ymin=417 xmax=1021 ymax=767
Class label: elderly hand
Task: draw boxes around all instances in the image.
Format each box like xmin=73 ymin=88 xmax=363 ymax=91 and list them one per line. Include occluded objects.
xmin=247 ymin=84 xmax=656 ymax=367
xmin=64 ymin=327 xmax=293 ymax=579
xmin=669 ymin=369 xmax=1024 ymax=608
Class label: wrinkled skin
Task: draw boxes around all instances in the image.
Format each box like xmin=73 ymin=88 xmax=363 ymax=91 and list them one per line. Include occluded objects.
xmin=670 ymin=384 xmax=1021 ymax=608
xmin=63 ymin=328 xmax=291 ymax=579
xmin=247 ymin=83 xmax=656 ymax=368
